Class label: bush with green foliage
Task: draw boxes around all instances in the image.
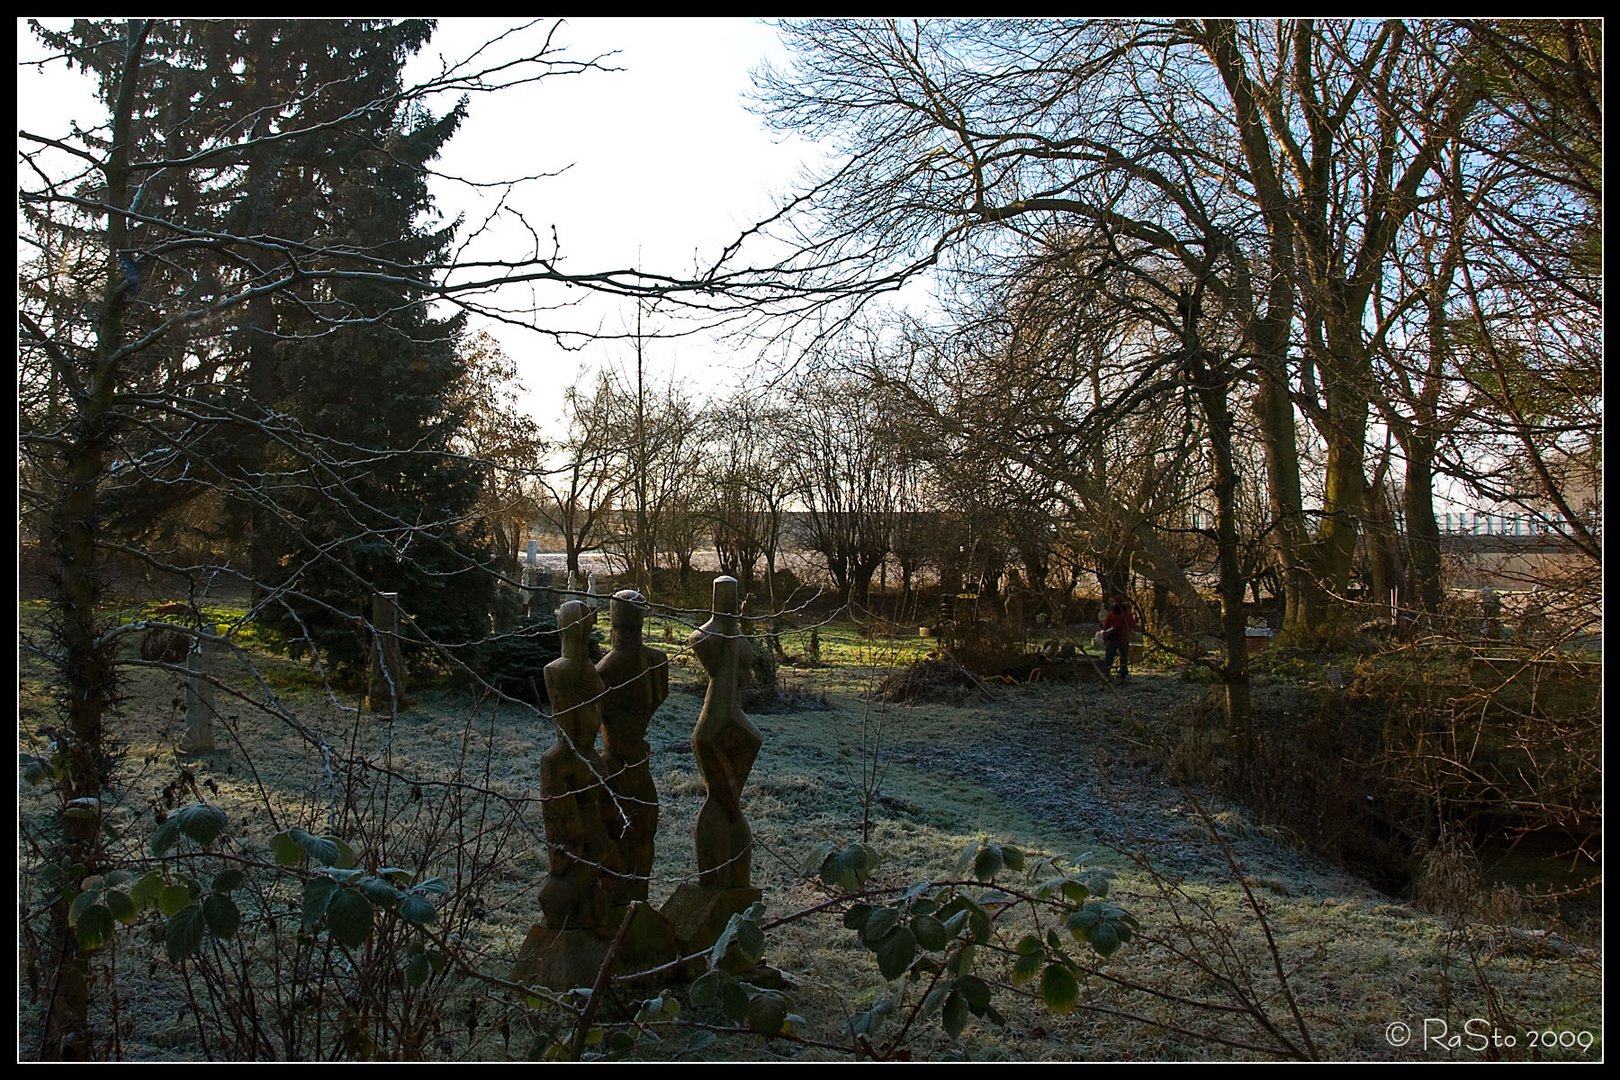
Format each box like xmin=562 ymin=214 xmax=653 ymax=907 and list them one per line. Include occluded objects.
xmin=471 ymin=612 xmax=604 ymax=705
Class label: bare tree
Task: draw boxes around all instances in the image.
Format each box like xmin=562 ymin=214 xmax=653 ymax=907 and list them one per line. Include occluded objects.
xmin=532 ymin=371 xmax=626 ymax=576
xmin=780 ymin=358 xmax=914 ymax=608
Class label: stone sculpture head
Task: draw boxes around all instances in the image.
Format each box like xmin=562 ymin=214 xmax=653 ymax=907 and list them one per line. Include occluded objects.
xmin=610 ymin=589 xmax=647 ymax=648
xmin=711 ymin=575 xmax=739 ymax=618
xmin=557 ymin=599 xmax=589 ymax=656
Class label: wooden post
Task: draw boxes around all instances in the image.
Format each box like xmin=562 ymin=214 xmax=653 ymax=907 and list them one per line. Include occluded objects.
xmin=179 ymin=624 xmax=217 ymax=752
xmin=367 ymin=592 xmax=409 ymax=714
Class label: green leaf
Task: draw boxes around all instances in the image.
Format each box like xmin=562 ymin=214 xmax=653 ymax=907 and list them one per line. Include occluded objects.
xmin=304 ymin=834 xmax=341 ymax=867
xmin=820 ymin=842 xmax=877 ymax=891
xmin=170 ymin=803 xmax=228 ymax=847
xmin=873 ymin=927 xmax=919 ymax=981
xmin=940 ymin=909 xmax=971 ymax=938
xmin=919 ymin=984 xmax=949 ymax=1020
xmin=325 ymin=888 xmax=374 ymax=949
xmin=277 ymin=826 xmax=345 ymax=867
xmin=941 ymin=989 xmax=970 ymax=1039
xmin=958 ymin=973 xmax=992 ymax=1010
xmin=1016 ymin=933 xmax=1044 ymax=956
xmin=411 ymin=876 xmax=450 ymax=896
xmin=302 ymin=877 xmax=339 ymax=929
xmin=954 ymin=838 xmax=981 ymax=877
xmin=1067 ymin=902 xmax=1132 ymax=958
xmin=202 ymin=893 xmax=240 ymax=939
xmin=1011 ymin=949 xmax=1043 ymax=985
xmin=69 ymin=889 xmax=101 ymax=925
xmin=912 ymin=913 xmax=951 ymax=951
xmin=735 ymin=921 xmax=766 ymax=966
xmin=689 ymin=969 xmax=723 ymax=1008
xmin=842 ymin=903 xmax=873 ymax=932
xmin=802 ymin=841 xmax=836 ymax=879
xmin=1061 ymin=880 xmax=1090 ymax=905
xmin=104 ymin=888 xmax=138 ymax=926
xmin=404 ymin=951 xmax=431 ymax=988
xmin=328 ymin=837 xmax=358 ymax=870
xmin=1001 ymin=845 xmax=1025 ymax=872
xmin=130 ymin=871 xmax=165 ymax=910
xmin=400 ymin=894 xmax=437 ymax=926
xmin=718 ymin=979 xmax=750 ymax=1024
xmin=158 ymin=883 xmax=193 ymax=917
xmin=709 ymin=913 xmax=741 ymax=971
xmin=746 ymin=991 xmax=790 ymax=1037
xmin=269 ymin=831 xmax=303 ymax=866
xmin=150 ymin=818 xmax=181 ymax=857
xmin=103 ymin=869 xmax=134 ymax=888
xmin=165 ymin=904 xmax=207 ymax=963
xmin=359 ymin=875 xmax=401 ymax=908
xmin=1090 ymin=922 xmax=1122 ymax=958
xmin=860 ymin=906 xmax=900 ymax=945
xmin=1083 ymin=871 xmax=1110 ymax=898
xmin=687 ymin=1031 xmax=718 ymax=1054
xmin=1041 ymin=963 xmax=1079 ymax=1014
xmin=210 ymin=868 xmax=246 ymax=894
xmin=947 ymin=942 xmax=975 ymax=976
xmin=973 ymin=843 xmax=1004 ymax=882
xmin=76 ymin=904 xmax=115 ymax=950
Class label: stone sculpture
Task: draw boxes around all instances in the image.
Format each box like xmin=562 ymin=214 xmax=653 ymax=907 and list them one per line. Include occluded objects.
xmin=516 ymin=599 xmax=616 ymax=987
xmin=661 ymin=576 xmax=764 ymax=950
xmin=536 ymin=599 xmax=613 ymax=931
xmin=689 ymin=576 xmax=762 ymax=889
xmin=595 ymin=589 xmax=668 ymax=905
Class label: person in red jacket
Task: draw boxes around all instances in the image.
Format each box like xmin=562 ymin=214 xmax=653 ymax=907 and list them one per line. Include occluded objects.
xmin=1101 ymin=601 xmax=1135 ymax=681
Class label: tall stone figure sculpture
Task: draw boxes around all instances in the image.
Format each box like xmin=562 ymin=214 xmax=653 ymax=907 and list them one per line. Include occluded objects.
xmin=595 ymin=589 xmax=668 ymax=905
xmin=661 ymin=576 xmax=764 ymax=950
xmin=515 ymin=600 xmax=614 ymax=987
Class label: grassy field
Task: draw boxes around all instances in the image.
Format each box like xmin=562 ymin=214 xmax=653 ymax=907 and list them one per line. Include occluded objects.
xmin=17 ymin=602 xmax=1602 ymax=1062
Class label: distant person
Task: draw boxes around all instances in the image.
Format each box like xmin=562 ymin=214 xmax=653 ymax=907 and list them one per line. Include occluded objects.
xmin=1101 ymin=601 xmax=1135 ymax=681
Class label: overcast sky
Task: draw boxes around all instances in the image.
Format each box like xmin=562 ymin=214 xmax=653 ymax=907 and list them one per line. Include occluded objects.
xmin=17 ymin=17 xmax=818 ymax=427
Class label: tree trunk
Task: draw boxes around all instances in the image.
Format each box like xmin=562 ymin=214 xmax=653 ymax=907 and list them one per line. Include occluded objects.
xmin=42 ymin=21 xmax=151 ymax=1059
xmin=1193 ymin=349 xmax=1253 ymax=743
xmin=1402 ymin=437 xmax=1444 ymax=618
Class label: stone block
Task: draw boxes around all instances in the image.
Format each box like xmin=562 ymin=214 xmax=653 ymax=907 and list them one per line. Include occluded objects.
xmin=660 ymin=882 xmax=762 ymax=954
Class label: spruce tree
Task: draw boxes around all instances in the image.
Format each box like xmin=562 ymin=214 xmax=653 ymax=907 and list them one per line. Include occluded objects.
xmin=29 ymin=19 xmax=496 ymax=672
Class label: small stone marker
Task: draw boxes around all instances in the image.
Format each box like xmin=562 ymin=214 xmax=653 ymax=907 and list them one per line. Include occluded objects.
xmin=179 ymin=624 xmax=217 ymax=752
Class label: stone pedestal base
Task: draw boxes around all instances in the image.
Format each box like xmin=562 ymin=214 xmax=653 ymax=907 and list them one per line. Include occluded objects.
xmin=611 ymin=904 xmax=681 ymax=982
xmin=659 ymin=882 xmax=763 ymax=954
xmin=513 ymin=904 xmax=683 ymax=990
xmin=512 ymin=926 xmax=609 ymax=991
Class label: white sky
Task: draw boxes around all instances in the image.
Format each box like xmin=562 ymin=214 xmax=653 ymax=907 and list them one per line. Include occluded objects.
xmin=17 ymin=17 xmax=819 ymax=429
